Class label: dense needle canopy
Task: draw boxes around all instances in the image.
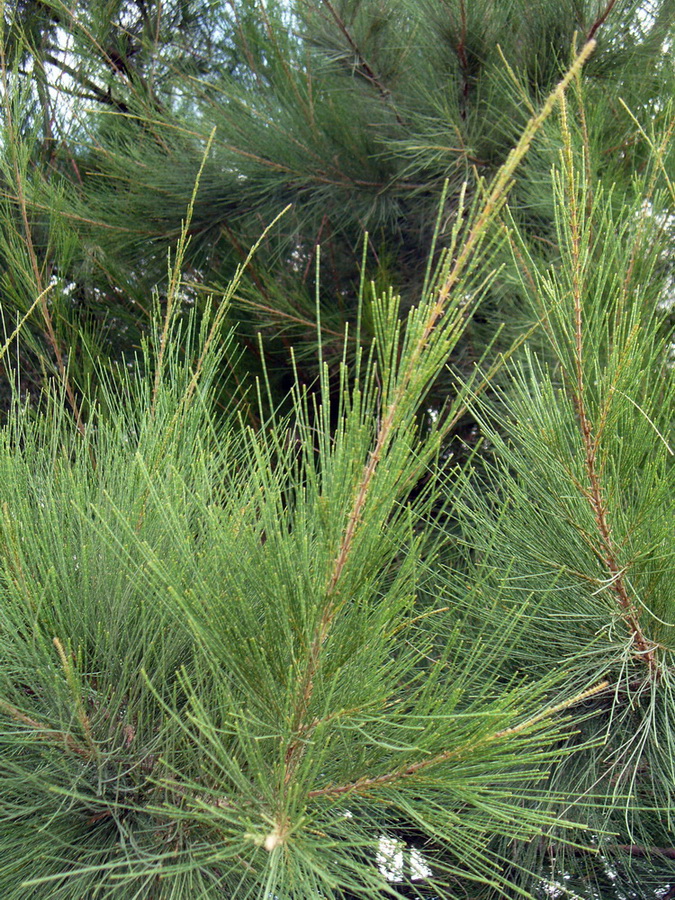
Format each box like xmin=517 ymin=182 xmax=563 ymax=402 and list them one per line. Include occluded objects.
xmin=0 ymin=3 xmax=674 ymax=899
xmin=1 ymin=0 xmax=673 ymax=408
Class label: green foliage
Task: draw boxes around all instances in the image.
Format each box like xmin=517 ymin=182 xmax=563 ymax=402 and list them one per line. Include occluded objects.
xmin=0 ymin=4 xmax=675 ymax=899
xmin=2 ymin=1 xmax=675 ymax=410
xmin=450 ymin=104 xmax=675 ymax=898
xmin=0 ymin=178 xmax=598 ymax=897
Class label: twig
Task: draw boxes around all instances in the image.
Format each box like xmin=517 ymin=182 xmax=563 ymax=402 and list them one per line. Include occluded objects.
xmin=151 ymin=128 xmax=215 ymax=414
xmin=0 ymin=45 xmax=86 ymax=438
xmin=613 ymin=843 xmax=675 ymax=860
xmin=456 ymin=0 xmax=471 ymax=119
xmin=586 ymin=0 xmax=619 ymax=41
xmin=320 ymin=0 xmax=405 ymax=126
xmin=53 ymin=637 xmax=99 ymax=757
xmin=572 ymin=40 xmax=594 ymax=222
xmin=559 ymin=95 xmax=658 ymax=673
xmin=327 ymin=39 xmax=597 ymax=604
xmin=42 ymin=53 xmax=129 ymax=112
xmin=0 ymin=699 xmax=92 ymax=760
xmin=307 ymin=681 xmax=608 ymax=799
xmin=0 ymin=286 xmax=53 ymax=367
xmin=234 ymin=296 xmax=346 ymax=339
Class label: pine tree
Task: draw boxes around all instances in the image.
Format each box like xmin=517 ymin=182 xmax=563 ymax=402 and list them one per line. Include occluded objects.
xmin=1 ymin=1 xmax=674 ymax=412
xmin=0 ymin=3 xmax=674 ymax=899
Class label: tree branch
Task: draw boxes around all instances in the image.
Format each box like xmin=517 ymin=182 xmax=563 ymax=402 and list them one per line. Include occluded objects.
xmin=0 ymin=46 xmax=87 ymax=439
xmin=307 ymin=681 xmax=608 ymax=800
xmin=456 ymin=0 xmax=471 ymax=120
xmin=320 ymin=0 xmax=405 ymax=126
xmin=586 ymin=0 xmax=619 ymax=42
xmin=559 ymin=95 xmax=658 ymax=674
xmin=614 ymin=843 xmax=675 ymax=860
xmin=0 ymin=699 xmax=92 ymax=760
xmin=43 ymin=52 xmax=129 ymax=112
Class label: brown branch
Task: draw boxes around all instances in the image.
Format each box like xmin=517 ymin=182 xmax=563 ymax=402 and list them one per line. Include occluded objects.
xmin=614 ymin=844 xmax=675 ymax=860
xmin=234 ymin=297 xmax=347 ymax=340
xmin=226 ymin=0 xmax=265 ymax=90
xmin=328 ymin=40 xmax=599 ymax=600
xmin=320 ymin=0 xmax=405 ymax=126
xmin=457 ymin=0 xmax=468 ymax=70
xmin=0 ymin=699 xmax=92 ymax=760
xmin=307 ymin=681 xmax=608 ymax=800
xmin=53 ymin=0 xmax=143 ymax=97
xmin=586 ymin=0 xmax=619 ymax=42
xmin=43 ymin=52 xmax=129 ymax=112
xmin=559 ymin=96 xmax=658 ymax=673
xmin=0 ymin=50 xmax=87 ymax=440
xmin=456 ymin=0 xmax=471 ymax=120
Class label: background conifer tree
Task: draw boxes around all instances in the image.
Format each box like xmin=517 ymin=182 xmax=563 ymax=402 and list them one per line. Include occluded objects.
xmin=1 ymin=0 xmax=674 ymax=413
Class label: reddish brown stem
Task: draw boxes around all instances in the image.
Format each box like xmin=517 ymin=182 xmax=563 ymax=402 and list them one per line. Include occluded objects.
xmin=307 ymin=682 xmax=608 ymax=799
xmin=561 ymin=98 xmax=657 ymax=672
xmin=0 ymin=699 xmax=92 ymax=760
xmin=457 ymin=0 xmax=468 ymax=70
xmin=284 ymin=41 xmax=598 ymax=785
xmin=576 ymin=416 xmax=657 ymax=669
xmin=614 ymin=844 xmax=675 ymax=860
xmin=586 ymin=0 xmax=619 ymax=41
xmin=456 ymin=0 xmax=471 ymax=119
xmin=0 ymin=49 xmax=86 ymax=439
